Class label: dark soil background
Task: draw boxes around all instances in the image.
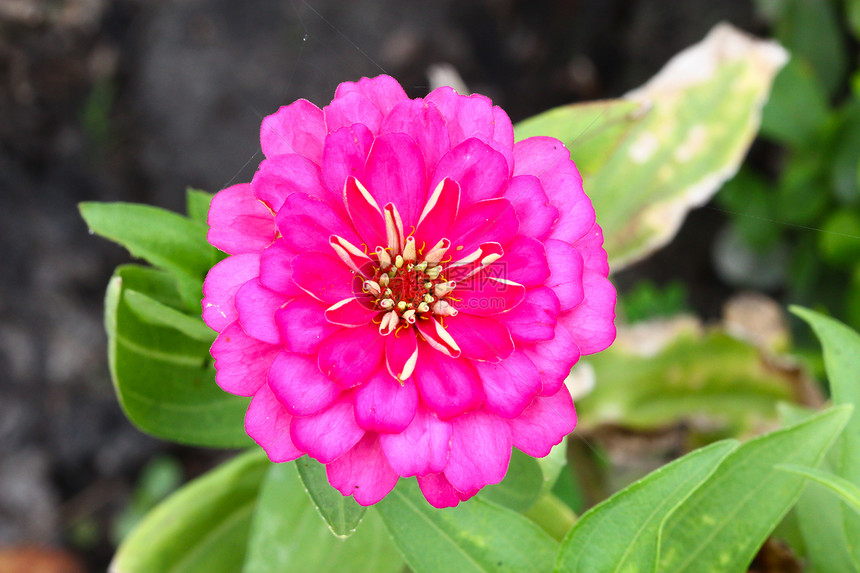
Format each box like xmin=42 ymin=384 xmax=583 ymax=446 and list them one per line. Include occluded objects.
xmin=0 ymin=1 xmax=762 ymax=570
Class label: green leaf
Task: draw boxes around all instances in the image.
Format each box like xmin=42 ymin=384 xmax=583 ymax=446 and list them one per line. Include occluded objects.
xmin=657 ymin=405 xmax=852 ymax=572
xmin=515 ymin=99 xmax=646 ymax=179
xmin=555 ymin=439 xmax=737 ymax=573
xmin=377 ymin=479 xmax=558 ymax=573
xmin=779 ymin=403 xmax=859 ymax=573
xmin=111 ymin=450 xmax=268 ymax=573
xmin=480 ymin=448 xmax=544 ymax=512
xmin=577 ymin=323 xmax=794 ymax=434
xmin=106 ymin=267 xmax=251 ymax=448
xmin=793 ymin=307 xmax=860 ymax=566
xmin=80 ymin=201 xmax=214 ymax=281
xmin=186 ymin=188 xmax=213 ymax=224
xmin=777 ymin=465 xmax=860 ymax=517
xmin=294 ymin=456 xmax=366 ymax=538
xmin=515 ymin=24 xmax=787 ymax=270
xmin=124 ymin=289 xmax=215 ymax=343
xmin=244 ymin=462 xmax=402 ymax=573
xmin=760 ymin=57 xmax=830 ymax=148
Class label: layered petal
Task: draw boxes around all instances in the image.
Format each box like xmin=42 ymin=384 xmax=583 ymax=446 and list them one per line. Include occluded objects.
xmin=508 ymin=386 xmax=577 ymax=457
xmin=260 ymin=99 xmax=326 ymax=163
xmin=268 ymin=351 xmax=341 ymax=416
xmin=444 ymin=410 xmax=511 ymax=493
xmin=275 ymin=297 xmax=340 ymax=354
xmin=234 ymin=279 xmax=289 ymax=344
xmin=245 ymin=383 xmax=303 ymax=462
xmin=379 ymin=405 xmax=452 ymax=476
xmin=364 ymin=132 xmax=426 ymax=228
xmin=380 ymin=98 xmax=450 ymax=178
xmin=326 ymin=433 xmax=399 ymax=506
xmin=354 ymin=371 xmax=418 ymax=433
xmin=414 ymin=343 xmax=483 ymax=419
xmin=430 ymin=138 xmax=509 ymax=205
xmin=290 ymin=251 xmax=356 ymax=304
xmin=321 ymin=123 xmax=374 ymax=202
xmin=417 ymin=473 xmax=477 ymax=509
xmin=207 ymin=183 xmax=275 ymax=254
xmin=545 ymin=239 xmax=585 ymax=311
xmin=258 ymin=239 xmax=303 ymax=297
xmin=202 ymin=254 xmax=260 ymax=333
xmin=444 ymin=314 xmax=514 ymax=362
xmin=492 ymin=235 xmax=550 ymax=288
xmin=498 ymin=287 xmax=560 ymax=343
xmin=557 ymin=269 xmax=617 ymax=355
xmin=453 ymin=278 xmax=525 ymax=316
xmin=523 ymin=323 xmax=580 ymax=397
xmin=503 ymin=175 xmax=558 ymax=240
xmin=447 ymin=198 xmax=518 ymax=257
xmin=473 ymin=351 xmax=541 ymax=419
xmin=323 ymin=91 xmax=383 ymax=134
xmin=317 ymin=323 xmax=384 ymax=388
xmin=385 ymin=328 xmax=419 ymax=382
xmin=252 ymin=154 xmax=334 ymax=212
xmin=211 ymin=321 xmax=279 ymax=396
xmin=290 ymin=397 xmax=364 ymax=463
xmin=275 ymin=193 xmax=360 ymax=253
xmin=335 ymin=75 xmax=409 ymax=117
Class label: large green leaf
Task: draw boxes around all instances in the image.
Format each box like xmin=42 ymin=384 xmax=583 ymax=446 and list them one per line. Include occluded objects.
xmin=80 ymin=201 xmax=214 ymax=282
xmin=555 ymin=439 xmax=737 ymax=573
xmin=515 ymin=24 xmax=787 ymax=270
xmin=106 ymin=266 xmax=250 ymax=448
xmin=577 ymin=321 xmax=794 ymax=434
xmin=657 ymin=405 xmax=852 ymax=572
xmin=111 ymin=451 xmax=268 ymax=573
xmin=793 ymin=307 xmax=860 ymax=566
xmin=294 ymin=456 xmax=366 ymax=538
xmin=377 ymin=479 xmax=558 ymax=573
xmin=243 ymin=463 xmax=402 ymax=573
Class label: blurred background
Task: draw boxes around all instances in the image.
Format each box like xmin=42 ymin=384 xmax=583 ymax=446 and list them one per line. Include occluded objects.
xmin=1 ymin=0 xmax=857 ymax=570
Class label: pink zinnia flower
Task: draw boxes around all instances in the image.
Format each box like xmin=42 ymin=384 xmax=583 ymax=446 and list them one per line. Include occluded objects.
xmin=202 ymin=75 xmax=616 ymax=508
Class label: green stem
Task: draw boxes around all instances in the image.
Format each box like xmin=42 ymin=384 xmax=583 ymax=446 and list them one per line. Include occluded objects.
xmin=523 ymin=493 xmax=577 ymax=541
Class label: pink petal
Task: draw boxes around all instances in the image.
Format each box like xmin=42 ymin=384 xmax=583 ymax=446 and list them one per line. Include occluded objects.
xmin=498 ymin=287 xmax=560 ymax=343
xmin=324 ymin=297 xmax=377 ymax=327
xmin=335 ymin=75 xmax=408 ymax=117
xmin=290 ymin=397 xmax=365 ymax=463
xmin=415 ymin=317 xmax=461 ymax=358
xmin=268 ymin=351 xmax=341 ymax=416
xmin=414 ymin=178 xmax=460 ymax=252
xmin=234 ymin=279 xmax=289 ymax=344
xmin=426 ymin=87 xmax=494 ymax=148
xmin=414 ymin=342 xmax=483 ymax=420
xmin=444 ymin=242 xmax=505 ymax=284
xmin=523 ymin=324 xmax=580 ymax=397
xmin=444 ymin=314 xmax=514 ymax=363
xmin=545 ymin=239 xmax=585 ymax=311
xmin=329 ymin=235 xmax=374 ymax=274
xmin=430 ymin=138 xmax=509 ymax=206
xmin=275 ymin=193 xmax=361 ymax=254
xmin=444 ymin=409 xmax=511 ymax=493
xmin=251 ymin=154 xmax=335 ymax=212
xmin=473 ymin=351 xmax=541 ymax=419
xmin=207 ymin=183 xmax=276 ymax=255
xmin=447 ymin=198 xmax=518 ymax=258
xmin=258 ymin=239 xmax=303 ymax=297
xmin=503 ymin=175 xmax=558 ymax=241
xmin=344 ymin=177 xmax=387 ymax=250
xmin=417 ymin=473 xmax=477 ymax=509
xmin=491 ymin=105 xmax=515 ymax=167
xmin=575 ymin=222 xmax=610 ymax=277
xmin=385 ymin=328 xmax=419 ymax=381
xmin=379 ymin=405 xmax=452 ymax=476
xmin=354 ymin=371 xmax=419 ymax=433
xmin=453 ymin=278 xmax=525 ymax=316
xmin=556 ymin=269 xmax=617 ymax=355
xmin=513 ymin=137 xmax=594 ymax=243
xmin=317 ymin=323 xmax=384 ymax=388
xmin=380 ymin=98 xmax=451 ymax=178
xmin=290 ymin=251 xmax=357 ymax=304
xmin=323 ymin=91 xmax=383 ymax=134
xmin=202 ymin=254 xmax=260 ymax=333
xmin=326 ymin=433 xmax=399 ymax=506
xmin=363 ymin=133 xmax=427 ymax=229
xmin=260 ymin=99 xmax=326 ymax=163
xmin=492 ymin=235 xmax=550 ymax=288
xmin=321 ymin=124 xmax=374 ymax=201
xmin=245 ymin=383 xmax=303 ymax=463
xmin=210 ymin=321 xmax=279 ymax=397
xmin=508 ymin=386 xmax=577 ymax=457
xmin=275 ymin=296 xmax=340 ymax=354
